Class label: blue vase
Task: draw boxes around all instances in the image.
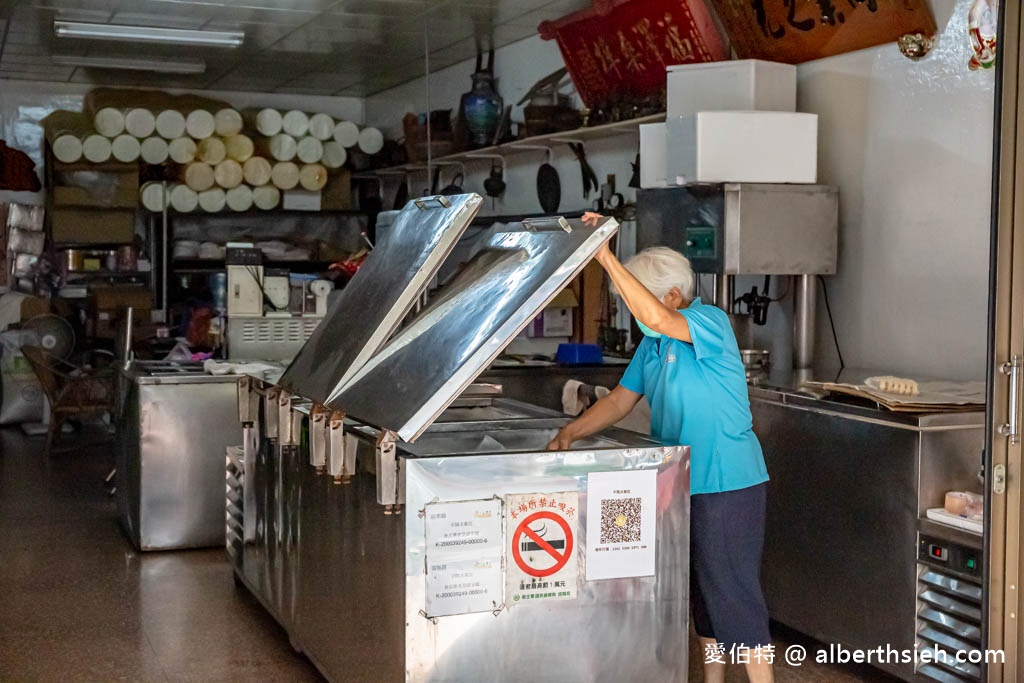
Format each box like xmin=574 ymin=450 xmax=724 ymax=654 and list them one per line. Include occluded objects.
xmin=462 ymin=71 xmax=502 ymax=148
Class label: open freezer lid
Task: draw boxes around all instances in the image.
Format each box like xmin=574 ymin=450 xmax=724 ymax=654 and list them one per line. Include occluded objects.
xmin=278 ymin=194 xmax=482 ymax=405
xmin=328 ymin=215 xmax=619 ymax=442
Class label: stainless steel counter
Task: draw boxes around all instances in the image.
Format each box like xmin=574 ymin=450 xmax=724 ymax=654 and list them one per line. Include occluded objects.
xmin=116 ymin=361 xmax=243 ymax=551
xmin=749 ymin=367 xmax=985 ymax=682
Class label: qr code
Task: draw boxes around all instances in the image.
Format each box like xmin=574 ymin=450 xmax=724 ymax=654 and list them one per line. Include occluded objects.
xmin=600 ymin=497 xmax=642 ymax=544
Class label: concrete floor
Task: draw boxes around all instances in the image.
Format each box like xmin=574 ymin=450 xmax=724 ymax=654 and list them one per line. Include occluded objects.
xmin=0 ymin=425 xmax=901 ymax=682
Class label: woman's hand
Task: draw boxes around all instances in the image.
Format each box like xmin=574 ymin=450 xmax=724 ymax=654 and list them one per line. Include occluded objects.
xmin=546 ymin=427 xmax=576 ymax=451
xmin=582 ymin=211 xmax=614 ymax=265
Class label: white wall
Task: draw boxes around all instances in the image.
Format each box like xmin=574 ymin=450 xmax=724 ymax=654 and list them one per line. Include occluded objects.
xmin=0 ymin=80 xmax=364 ymax=205
xmin=369 ymin=1 xmax=995 ymax=380
xmin=795 ymin=0 xmax=994 ymax=379
xmin=365 ymin=35 xmax=643 ymax=218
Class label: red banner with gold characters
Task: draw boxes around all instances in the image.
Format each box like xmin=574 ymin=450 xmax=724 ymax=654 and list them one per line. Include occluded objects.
xmin=538 ymin=0 xmax=727 ymax=109
xmin=707 ymin=0 xmax=936 ymax=64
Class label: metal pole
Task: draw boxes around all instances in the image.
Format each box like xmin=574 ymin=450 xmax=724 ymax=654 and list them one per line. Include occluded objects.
xmin=793 ymin=274 xmax=817 ymax=369
xmin=714 ymin=273 xmax=733 ymax=312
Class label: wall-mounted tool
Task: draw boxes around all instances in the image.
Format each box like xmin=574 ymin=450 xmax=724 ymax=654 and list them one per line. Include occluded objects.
xmin=568 ymin=142 xmax=598 ymax=198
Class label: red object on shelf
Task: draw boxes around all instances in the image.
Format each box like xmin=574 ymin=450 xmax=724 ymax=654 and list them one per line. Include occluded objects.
xmin=538 ymin=0 xmax=727 ymax=109
xmin=706 ymin=0 xmax=936 ymax=64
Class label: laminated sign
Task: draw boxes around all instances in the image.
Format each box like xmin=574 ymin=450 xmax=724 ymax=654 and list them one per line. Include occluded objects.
xmin=505 ymin=492 xmax=578 ymax=604
xmin=424 ymin=499 xmax=504 ymax=617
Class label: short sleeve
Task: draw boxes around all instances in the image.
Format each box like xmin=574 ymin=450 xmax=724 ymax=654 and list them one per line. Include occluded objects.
xmin=680 ymin=304 xmax=727 ymax=359
xmin=618 ymin=338 xmax=650 ymax=394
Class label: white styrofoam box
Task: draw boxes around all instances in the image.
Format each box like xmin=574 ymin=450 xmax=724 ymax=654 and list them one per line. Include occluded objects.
xmin=667 ymin=59 xmax=796 ymax=118
xmin=639 ymin=123 xmax=668 ymax=189
xmin=666 ymin=112 xmax=817 ymax=184
xmin=526 ymin=308 xmax=573 ymax=338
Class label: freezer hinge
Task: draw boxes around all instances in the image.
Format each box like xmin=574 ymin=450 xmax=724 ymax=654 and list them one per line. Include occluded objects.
xmin=998 ymin=356 xmax=1022 ymax=444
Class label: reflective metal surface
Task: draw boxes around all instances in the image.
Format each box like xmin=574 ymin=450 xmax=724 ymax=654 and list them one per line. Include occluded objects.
xmin=116 ymin=367 xmax=243 ymax=551
xmin=279 ymin=194 xmax=482 ymax=406
xmin=330 ymin=216 xmax=619 ymax=441
xmin=750 ymin=375 xmax=984 ymax=681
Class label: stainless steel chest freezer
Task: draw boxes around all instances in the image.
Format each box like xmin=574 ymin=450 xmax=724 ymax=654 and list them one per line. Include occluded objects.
xmin=228 ymin=194 xmax=692 ymax=682
xmin=117 ymin=360 xmax=243 ymax=551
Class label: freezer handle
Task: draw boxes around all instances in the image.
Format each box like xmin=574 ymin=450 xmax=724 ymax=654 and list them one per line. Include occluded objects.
xmin=999 ymin=355 xmax=1021 ymax=444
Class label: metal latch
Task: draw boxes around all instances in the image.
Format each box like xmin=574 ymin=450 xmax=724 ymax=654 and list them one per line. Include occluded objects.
xmin=999 ymin=356 xmax=1022 ymax=444
xmin=994 ymin=463 xmax=1006 ymax=496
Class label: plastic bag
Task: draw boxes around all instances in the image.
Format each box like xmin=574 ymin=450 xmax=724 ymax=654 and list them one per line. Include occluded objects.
xmin=0 ymin=329 xmax=43 ymax=425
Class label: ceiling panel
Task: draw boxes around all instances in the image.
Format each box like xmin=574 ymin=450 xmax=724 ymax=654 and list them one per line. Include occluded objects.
xmin=0 ymin=0 xmax=588 ymax=95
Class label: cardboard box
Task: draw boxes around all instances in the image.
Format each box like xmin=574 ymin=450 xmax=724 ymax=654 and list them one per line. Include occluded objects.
xmin=321 ymin=170 xmax=352 ymax=210
xmin=666 ymin=112 xmax=817 ymax=184
xmin=90 ymin=285 xmax=152 ymax=339
xmin=51 ymin=167 xmax=139 ymax=209
xmin=50 ymin=208 xmax=136 ymax=245
xmin=666 ymin=60 xmax=796 ymax=118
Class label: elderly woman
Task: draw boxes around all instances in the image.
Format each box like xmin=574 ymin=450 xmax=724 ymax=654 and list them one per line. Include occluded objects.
xmin=548 ymin=213 xmax=773 ymax=683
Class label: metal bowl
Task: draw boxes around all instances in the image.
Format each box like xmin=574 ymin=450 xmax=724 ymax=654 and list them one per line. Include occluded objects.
xmin=739 ymin=349 xmax=771 ymax=370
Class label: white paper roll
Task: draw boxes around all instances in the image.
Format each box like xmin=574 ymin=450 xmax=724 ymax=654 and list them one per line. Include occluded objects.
xmin=82 ymin=134 xmax=112 ymax=163
xmin=214 ymin=108 xmax=244 ymax=137
xmin=357 ymin=126 xmax=383 ymax=155
xmin=124 ymin=108 xmax=156 ymax=138
xmin=242 ymin=156 xmax=273 ymax=186
xmin=140 ymin=181 xmax=168 ymax=212
xmin=282 ymin=110 xmax=310 ymax=137
xmin=198 ymin=187 xmax=227 ymax=212
xmin=140 ymin=137 xmax=169 ymax=165
xmin=255 ymin=108 xmax=283 ymax=137
xmin=168 ymin=137 xmax=197 ymax=164
xmin=226 ymin=184 xmax=254 ymax=212
xmin=94 ymin=107 xmax=126 ymax=138
xmin=268 ymin=134 xmax=297 ymax=161
xmin=169 ymin=183 xmax=199 ymax=212
xmin=52 ymin=134 xmax=83 ymax=163
xmin=296 ymin=136 xmax=324 ymax=164
xmin=186 ymin=109 xmax=216 ymax=139
xmin=155 ymin=110 xmax=187 ymax=139
xmin=333 ymin=120 xmax=359 ymax=148
xmin=308 ymin=113 xmax=334 ymax=141
xmin=321 ymin=141 xmax=347 ymax=169
xmin=252 ymin=185 xmax=281 ymax=210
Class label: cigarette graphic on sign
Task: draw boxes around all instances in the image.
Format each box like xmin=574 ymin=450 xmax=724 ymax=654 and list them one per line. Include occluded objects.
xmin=519 ymin=522 xmax=566 ymax=552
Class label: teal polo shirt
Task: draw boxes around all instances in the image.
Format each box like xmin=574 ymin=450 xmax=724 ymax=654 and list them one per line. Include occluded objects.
xmin=619 ymin=297 xmax=769 ymax=495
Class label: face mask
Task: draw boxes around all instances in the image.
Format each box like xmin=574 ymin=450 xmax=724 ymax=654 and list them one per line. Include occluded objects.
xmin=636 ymin=320 xmax=662 ymax=339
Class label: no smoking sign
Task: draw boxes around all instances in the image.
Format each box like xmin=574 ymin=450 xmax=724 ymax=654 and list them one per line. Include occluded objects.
xmin=505 ymin=491 xmax=578 ymax=604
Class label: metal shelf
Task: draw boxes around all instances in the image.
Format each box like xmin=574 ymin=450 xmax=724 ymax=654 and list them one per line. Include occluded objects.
xmin=354 ymin=112 xmax=665 ymax=179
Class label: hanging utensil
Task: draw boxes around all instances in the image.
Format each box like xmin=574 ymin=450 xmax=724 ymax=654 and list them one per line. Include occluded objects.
xmin=569 ymin=142 xmax=598 ymax=198
xmin=536 ymin=162 xmax=561 ymax=214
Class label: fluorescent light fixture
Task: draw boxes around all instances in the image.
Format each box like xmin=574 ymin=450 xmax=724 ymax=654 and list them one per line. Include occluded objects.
xmin=53 ymin=21 xmax=244 ymax=48
xmin=51 ymin=54 xmax=207 ymax=75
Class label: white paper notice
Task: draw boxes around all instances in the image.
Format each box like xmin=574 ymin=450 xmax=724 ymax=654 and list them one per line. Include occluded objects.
xmin=424 ymin=499 xmax=503 ymax=617
xmin=586 ymin=470 xmax=657 ymax=580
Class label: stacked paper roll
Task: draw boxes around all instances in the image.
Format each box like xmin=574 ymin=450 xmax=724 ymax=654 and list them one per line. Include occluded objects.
xmin=196 ymin=137 xmax=226 ymax=165
xmin=140 ymin=137 xmax=169 ymax=164
xmin=52 ymin=135 xmax=83 ymax=163
xmin=111 ymin=134 xmax=141 ymax=162
xmin=140 ymin=181 xmax=167 ymax=212
xmin=198 ymin=187 xmax=227 ymax=212
xmin=252 ymin=185 xmax=281 ymax=210
xmin=124 ymin=108 xmax=156 ymax=138
xmin=214 ymin=159 xmax=243 ymax=189
xmin=168 ymin=137 xmax=197 ymax=164
xmin=94 ymin=107 xmax=126 ymax=138
xmin=267 ymin=134 xmax=297 ymax=162
xmin=321 ymin=141 xmax=346 ymax=169
xmin=242 ymin=156 xmax=272 ymax=186
xmin=184 ymin=162 xmax=215 ymax=191
xmin=169 ymin=184 xmax=199 ymax=212
xmin=255 ymin=108 xmax=283 ymax=136
xmin=82 ymin=134 xmax=112 ymax=163
xmin=299 ymin=164 xmax=328 ymax=191
xmin=282 ymin=110 xmax=309 ymax=137
xmin=296 ymin=136 xmax=323 ymax=164
xmin=308 ymin=113 xmax=334 ymax=141
xmin=224 ymin=134 xmax=254 ymax=162
xmin=186 ymin=110 xmax=216 ymax=139
xmin=214 ymin=108 xmax=243 ymax=137
xmin=155 ymin=110 xmax=186 ymax=139
xmin=271 ymin=161 xmax=300 ymax=190
xmin=226 ymin=184 xmax=253 ymax=212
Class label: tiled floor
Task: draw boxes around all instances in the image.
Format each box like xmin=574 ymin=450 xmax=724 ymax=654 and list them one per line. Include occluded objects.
xmin=0 ymin=425 xmax=901 ymax=682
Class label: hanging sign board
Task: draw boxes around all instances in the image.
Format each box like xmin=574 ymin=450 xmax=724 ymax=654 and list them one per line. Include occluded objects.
xmin=585 ymin=470 xmax=657 ymax=580
xmin=424 ymin=499 xmax=504 ymax=617
xmin=505 ymin=492 xmax=579 ymax=604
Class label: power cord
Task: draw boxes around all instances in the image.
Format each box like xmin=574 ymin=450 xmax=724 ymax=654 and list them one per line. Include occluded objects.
xmin=817 ymin=275 xmax=844 ymax=370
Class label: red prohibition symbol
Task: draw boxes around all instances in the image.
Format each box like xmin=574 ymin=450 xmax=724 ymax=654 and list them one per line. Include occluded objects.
xmin=511 ymin=510 xmax=574 ymax=578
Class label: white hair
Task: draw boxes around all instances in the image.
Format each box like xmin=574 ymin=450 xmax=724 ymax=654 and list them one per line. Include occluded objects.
xmin=620 ymin=247 xmax=694 ymax=301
